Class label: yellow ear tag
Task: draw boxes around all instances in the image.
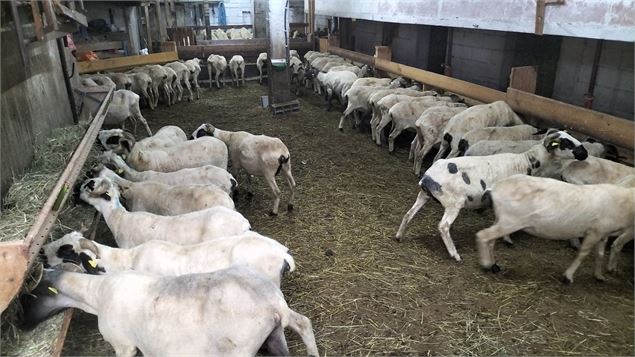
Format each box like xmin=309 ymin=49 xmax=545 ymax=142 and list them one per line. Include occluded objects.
xmin=48 ymin=287 xmax=59 ymax=295
xmin=116 ymin=169 xmax=124 ymax=175
xmin=88 ymin=259 xmax=97 ymax=268
xmin=550 ymin=142 xmax=559 ymax=147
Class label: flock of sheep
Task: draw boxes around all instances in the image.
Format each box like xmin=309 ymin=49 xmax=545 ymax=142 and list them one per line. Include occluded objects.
xmin=23 ymin=48 xmax=634 ymax=356
xmin=301 ymin=49 xmax=634 ymax=284
xmin=27 ymin=60 xmax=314 ymax=355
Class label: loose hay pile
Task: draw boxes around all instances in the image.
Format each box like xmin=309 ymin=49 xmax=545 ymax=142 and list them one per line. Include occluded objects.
xmin=1 ymin=123 xmax=103 ymax=355
xmin=56 ymin=83 xmax=633 ymax=356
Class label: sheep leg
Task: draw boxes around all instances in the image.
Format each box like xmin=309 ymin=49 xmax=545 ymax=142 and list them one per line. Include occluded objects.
xmin=194 ymin=79 xmax=201 ymax=99
xmin=141 ymin=87 xmax=154 ymax=110
xmin=375 ymin=115 xmax=391 ymax=146
xmin=183 ymin=78 xmax=193 ymax=101
xmin=388 ymin=125 xmax=403 ymax=153
xmin=241 ymin=67 xmax=245 ymax=85
xmin=370 ymin=112 xmax=379 ymax=141
xmin=593 ymin=237 xmax=608 ymax=282
xmin=476 ymin=220 xmax=526 ymax=271
xmin=215 ymin=71 xmax=221 ymax=89
xmin=281 ymin=162 xmax=296 ymax=212
xmin=409 ymin=137 xmax=417 ymax=161
xmin=395 ymin=190 xmax=430 ymax=242
xmin=264 ymin=173 xmax=282 ymax=216
xmin=263 ymin=325 xmax=289 ymax=356
xmin=152 ymin=85 xmax=160 ymax=108
xmin=258 ymin=69 xmax=263 ymax=84
xmin=286 ymin=310 xmax=320 ymax=357
xmin=175 ymin=80 xmax=183 ymax=102
xmin=134 ymin=112 xmax=153 ymax=137
xmin=607 ymin=228 xmax=634 ymax=273
xmin=162 ymin=83 xmax=171 ymax=106
xmin=438 ymin=207 xmax=462 ymax=261
xmin=433 ymin=141 xmax=450 ymax=162
xmin=563 ymin=231 xmax=602 ymax=284
xmin=208 ymin=64 xmax=213 ymax=88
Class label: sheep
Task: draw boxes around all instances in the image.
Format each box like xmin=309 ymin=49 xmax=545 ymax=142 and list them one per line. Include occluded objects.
xmin=104 ymin=73 xmax=132 ymax=90
xmin=85 ymin=75 xmax=116 ymax=88
xmin=316 ymin=70 xmax=358 ymax=110
xmin=456 ymin=125 xmax=545 ymax=156
xmin=165 ymin=61 xmax=194 ymax=101
xmin=22 ymin=266 xmax=319 ymax=356
xmin=98 ymin=126 xmax=186 ymax=152
xmin=239 ymin=27 xmax=253 ymax=39
xmin=91 ymin=165 xmax=235 ymax=213
xmin=351 ymin=76 xmax=407 ymax=89
xmin=100 ymin=150 xmax=236 ymax=194
xmin=395 ymin=131 xmax=589 ymax=261
xmin=161 ymin=65 xmax=180 ymax=105
xmin=184 ymin=58 xmax=202 ymax=100
xmin=257 ymin=52 xmax=268 ymax=84
xmin=372 ymin=94 xmax=454 ymax=145
xmin=207 ymin=54 xmax=228 ymax=89
xmin=412 ymin=106 xmax=468 ymax=176
xmin=328 ymin=64 xmax=368 ymax=78
xmin=78 ymin=177 xmax=249 ymax=248
xmin=290 ymin=56 xmax=305 ymax=89
xmin=561 ymin=156 xmax=635 ymax=185
xmin=193 ymin=124 xmax=296 ymax=215
xmin=290 ymin=49 xmax=299 ymax=58
xmin=465 ymin=139 xmax=615 ymax=158
xmin=435 ymin=100 xmax=525 ymax=161
xmin=128 ymin=65 xmax=170 ymax=107
xmin=365 ymin=89 xmax=436 ymax=139
xmin=213 ymin=28 xmax=229 ymax=40
xmin=127 ymin=72 xmax=154 ymax=109
xmin=475 ymin=174 xmax=635 ymax=283
xmin=43 ymin=230 xmax=292 ymax=286
xmin=377 ymin=100 xmax=466 ymax=152
xmin=229 ymin=55 xmax=246 ymax=86
xmin=106 ymin=132 xmax=228 ymax=172
xmin=321 ymin=61 xmax=353 ymax=73
xmin=104 ymin=90 xmax=152 ymax=136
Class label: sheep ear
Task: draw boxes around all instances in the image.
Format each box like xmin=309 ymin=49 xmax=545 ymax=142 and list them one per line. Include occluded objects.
xmin=100 ymin=192 xmax=111 ymax=201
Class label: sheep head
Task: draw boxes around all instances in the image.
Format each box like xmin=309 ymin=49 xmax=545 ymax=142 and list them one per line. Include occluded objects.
xmin=41 ymin=232 xmax=104 ymax=275
xmin=542 ymin=130 xmax=588 ymax=161
xmin=192 ymin=123 xmax=215 ymax=139
xmin=79 ymin=177 xmax=119 ymax=207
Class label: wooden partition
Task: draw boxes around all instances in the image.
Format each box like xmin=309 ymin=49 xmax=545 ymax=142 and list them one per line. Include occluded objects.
xmin=327 ymin=45 xmax=634 ymax=150
xmin=78 ymin=50 xmax=179 ymax=74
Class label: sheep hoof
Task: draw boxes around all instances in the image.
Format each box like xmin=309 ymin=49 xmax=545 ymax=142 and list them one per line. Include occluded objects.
xmin=561 ymin=275 xmax=573 ymax=285
xmin=490 ymin=264 xmax=501 ymax=273
xmin=594 ymin=274 xmax=607 ymax=282
xmin=338 ymin=127 xmax=343 ymax=131
xmin=287 ymin=204 xmax=294 ymax=212
xmin=269 ymin=211 xmax=278 ymax=217
xmin=503 ymin=240 xmax=514 ymax=248
xmin=393 ymin=235 xmax=402 ymax=242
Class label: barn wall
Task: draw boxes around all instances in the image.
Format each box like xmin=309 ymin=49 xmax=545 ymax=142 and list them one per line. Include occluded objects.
xmin=391 ymin=24 xmax=430 ymax=70
xmin=307 ymin=0 xmax=635 ymax=42
xmin=552 ymin=39 xmax=634 ymax=120
xmin=450 ymin=28 xmax=515 ymax=91
xmin=1 ymin=31 xmax=74 ymax=199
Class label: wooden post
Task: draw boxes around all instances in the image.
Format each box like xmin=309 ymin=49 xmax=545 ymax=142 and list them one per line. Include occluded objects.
xmin=143 ymin=4 xmax=152 ymax=52
xmin=374 ymin=46 xmax=392 ymax=77
xmin=203 ymin=0 xmax=211 ymax=40
xmin=30 ymin=0 xmax=45 ymax=41
xmin=535 ymin=0 xmax=564 ymax=35
xmin=509 ymin=66 xmax=537 ymax=93
xmin=155 ymin=0 xmax=167 ymax=42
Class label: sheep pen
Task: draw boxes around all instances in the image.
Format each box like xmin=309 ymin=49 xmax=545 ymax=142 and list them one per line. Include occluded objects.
xmin=55 ymin=83 xmax=633 ymax=356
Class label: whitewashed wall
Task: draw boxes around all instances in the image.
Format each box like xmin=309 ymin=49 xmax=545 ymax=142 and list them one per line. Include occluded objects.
xmin=210 ymin=0 xmax=253 ymax=25
xmin=305 ymin=0 xmax=635 ymax=42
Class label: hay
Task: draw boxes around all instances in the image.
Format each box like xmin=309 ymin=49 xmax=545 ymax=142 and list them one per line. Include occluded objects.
xmin=55 ymin=83 xmax=634 ymax=356
xmin=1 ymin=123 xmax=104 ymax=354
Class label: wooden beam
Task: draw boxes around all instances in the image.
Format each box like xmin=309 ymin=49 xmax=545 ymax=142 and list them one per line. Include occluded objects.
xmin=535 ymin=0 xmax=564 ymax=35
xmin=53 ymin=1 xmax=88 ymax=27
xmin=76 ymin=40 xmax=124 ymax=53
xmin=509 ymin=66 xmax=537 ymax=93
xmin=155 ymin=0 xmax=167 ymax=42
xmin=328 ymin=46 xmax=374 ymax=66
xmin=143 ymin=4 xmax=152 ymax=52
xmin=374 ymin=57 xmax=507 ymax=103
xmin=77 ymin=50 xmax=179 ymax=73
xmin=51 ymin=310 xmax=74 ymax=357
xmin=507 ymin=88 xmax=634 ymax=150
xmin=31 ymin=0 xmax=45 ymax=41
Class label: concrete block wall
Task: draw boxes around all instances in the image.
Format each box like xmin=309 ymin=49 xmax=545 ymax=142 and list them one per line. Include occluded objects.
xmin=391 ymin=24 xmax=430 ymax=69
xmin=352 ymin=20 xmax=383 ymax=55
xmin=450 ymin=28 xmax=515 ymax=91
xmin=552 ymin=38 xmax=634 ymax=120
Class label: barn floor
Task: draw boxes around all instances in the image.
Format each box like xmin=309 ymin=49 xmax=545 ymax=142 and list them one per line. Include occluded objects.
xmin=62 ymin=82 xmax=633 ymax=356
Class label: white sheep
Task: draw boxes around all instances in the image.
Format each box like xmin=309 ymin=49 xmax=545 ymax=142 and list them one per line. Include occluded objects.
xmin=395 ymin=131 xmax=589 ymax=261
xmin=366 ymin=89 xmax=437 ymax=140
xmin=100 ymin=150 xmax=236 ymax=194
xmin=464 ymin=139 xmax=614 ymax=159
xmin=257 ymin=52 xmax=268 ymax=84
xmin=22 ymin=266 xmax=319 ymax=356
xmin=476 ymin=174 xmax=634 ymax=283
xmin=108 ymin=133 xmax=228 ymax=172
xmin=44 ymin=231 xmax=292 ymax=286
xmin=165 ymin=61 xmax=194 ymax=101
xmin=78 ymin=177 xmax=249 ymax=248
xmin=316 ymin=70 xmax=358 ymax=111
xmin=207 ymin=54 xmax=228 ymax=89
xmin=98 ymin=126 xmax=186 ymax=152
xmin=128 ymin=65 xmax=170 ymax=107
xmin=456 ymin=125 xmax=545 ymax=156
xmin=104 ymin=90 xmax=152 ymax=137
xmin=184 ymin=58 xmax=202 ymax=99
xmin=562 ymin=156 xmax=635 ymax=185
xmin=328 ymin=64 xmax=368 ymax=78
xmin=193 ymin=124 xmax=296 ymax=215
xmin=289 ymin=49 xmax=299 ymax=58
xmin=127 ymin=72 xmax=154 ymax=109
xmin=162 ymin=65 xmax=179 ymax=105
xmin=229 ymin=55 xmax=246 ymax=86
xmin=412 ymin=106 xmax=468 ymax=176
xmin=104 ymin=73 xmax=132 ymax=90
xmin=92 ymin=165 xmax=235 ymax=213
xmin=435 ymin=101 xmax=525 ymax=161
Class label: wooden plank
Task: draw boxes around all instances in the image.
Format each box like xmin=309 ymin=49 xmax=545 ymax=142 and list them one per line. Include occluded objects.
xmin=75 ymin=41 xmax=124 ymax=53
xmin=507 ymin=87 xmax=634 ymax=150
xmin=374 ymin=57 xmax=507 ymax=103
xmin=155 ymin=0 xmax=167 ymax=41
xmin=160 ymin=41 xmax=177 ymax=53
xmin=535 ymin=0 xmax=546 ymax=35
xmin=31 ymin=0 xmax=45 ymax=41
xmin=53 ymin=0 xmax=88 ymax=27
xmin=143 ymin=4 xmax=152 ymax=52
xmin=51 ymin=310 xmax=74 ymax=357
xmin=78 ymin=51 xmax=179 ymax=73
xmin=328 ymin=46 xmax=374 ymax=66
xmin=0 ymin=242 xmax=29 ymax=313
xmin=509 ymin=66 xmax=537 ymax=93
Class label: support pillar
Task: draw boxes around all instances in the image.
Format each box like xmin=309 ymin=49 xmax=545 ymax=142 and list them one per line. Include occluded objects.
xmin=266 ymin=0 xmax=298 ymax=114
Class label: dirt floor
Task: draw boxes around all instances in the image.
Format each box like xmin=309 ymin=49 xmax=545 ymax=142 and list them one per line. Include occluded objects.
xmin=62 ymin=82 xmax=633 ymax=356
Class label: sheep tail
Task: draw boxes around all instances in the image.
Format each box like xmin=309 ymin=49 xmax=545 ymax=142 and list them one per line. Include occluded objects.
xmin=276 ymin=155 xmax=289 ymax=176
